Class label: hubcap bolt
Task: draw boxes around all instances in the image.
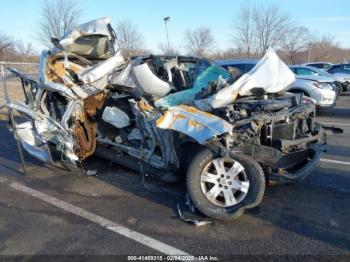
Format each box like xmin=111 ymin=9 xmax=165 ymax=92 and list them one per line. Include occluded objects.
xmin=221 ymin=174 xmax=224 ymax=178
xmin=226 ymin=176 xmax=230 ymax=179
xmin=228 ymin=182 xmax=232 ymax=185
xmin=224 ymin=186 xmax=228 ymax=189
xmin=219 ymin=184 xmax=222 ymax=187
xmin=217 ymin=178 xmax=220 ymax=182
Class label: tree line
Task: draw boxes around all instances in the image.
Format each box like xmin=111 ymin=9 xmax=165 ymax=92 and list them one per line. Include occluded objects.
xmin=0 ymin=0 xmax=349 ymax=65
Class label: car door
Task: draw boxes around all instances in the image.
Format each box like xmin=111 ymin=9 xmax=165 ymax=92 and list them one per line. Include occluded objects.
xmin=328 ymin=65 xmax=343 ymax=74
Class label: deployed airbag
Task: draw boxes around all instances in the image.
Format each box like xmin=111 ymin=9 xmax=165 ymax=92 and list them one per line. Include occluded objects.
xmin=209 ymin=48 xmax=295 ymax=108
xmin=132 ymin=63 xmax=171 ymax=98
xmin=102 ymin=107 xmax=130 ymax=128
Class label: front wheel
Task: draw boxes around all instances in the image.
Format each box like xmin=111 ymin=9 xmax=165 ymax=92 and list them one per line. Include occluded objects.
xmin=186 ymin=149 xmax=265 ymax=220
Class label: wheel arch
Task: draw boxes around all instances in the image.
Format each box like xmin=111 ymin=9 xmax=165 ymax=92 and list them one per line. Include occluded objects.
xmin=289 ymin=88 xmax=311 ymax=97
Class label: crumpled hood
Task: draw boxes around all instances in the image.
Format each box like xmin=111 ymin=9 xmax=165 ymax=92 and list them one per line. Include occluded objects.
xmin=59 ymin=17 xmax=116 ymax=49
xmin=208 ymin=48 xmax=295 ymax=108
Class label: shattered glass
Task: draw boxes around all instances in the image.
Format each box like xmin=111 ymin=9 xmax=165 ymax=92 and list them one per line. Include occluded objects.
xmin=155 ymin=59 xmax=231 ymax=107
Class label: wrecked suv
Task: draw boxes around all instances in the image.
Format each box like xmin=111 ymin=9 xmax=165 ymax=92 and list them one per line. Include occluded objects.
xmin=1 ymin=18 xmax=326 ymax=220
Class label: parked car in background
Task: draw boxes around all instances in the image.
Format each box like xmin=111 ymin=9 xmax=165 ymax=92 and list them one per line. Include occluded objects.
xmin=289 ymin=65 xmax=343 ymax=95
xmin=328 ymin=64 xmax=350 ymax=75
xmin=326 ymin=64 xmax=350 ymax=92
xmin=216 ymin=59 xmax=259 ymax=75
xmin=289 ymin=76 xmax=336 ymax=109
xmin=304 ymin=62 xmax=333 ymax=71
xmin=216 ymin=59 xmax=337 ymax=109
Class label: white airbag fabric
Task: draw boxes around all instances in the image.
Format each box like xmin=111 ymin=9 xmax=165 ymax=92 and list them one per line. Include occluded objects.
xmin=209 ymin=48 xmax=295 ymax=108
xmin=132 ymin=63 xmax=171 ymax=98
xmin=102 ymin=107 xmax=130 ymax=128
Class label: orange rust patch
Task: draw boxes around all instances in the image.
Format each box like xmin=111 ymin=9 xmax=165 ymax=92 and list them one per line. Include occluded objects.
xmin=138 ymin=100 xmax=154 ymax=112
xmin=179 ymin=105 xmax=215 ymax=118
xmin=156 ymin=111 xmax=187 ymax=128
xmin=74 ymin=114 xmax=96 ymax=159
xmin=181 ymin=106 xmax=199 ymax=114
xmin=84 ymin=92 xmax=108 ymax=117
xmin=156 ymin=112 xmax=167 ymax=126
xmin=168 ymin=114 xmax=186 ymax=128
xmin=188 ymin=119 xmax=202 ymax=129
xmin=46 ymin=57 xmax=84 ymax=83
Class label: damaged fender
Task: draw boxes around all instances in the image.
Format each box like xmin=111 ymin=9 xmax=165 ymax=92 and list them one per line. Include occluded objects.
xmin=156 ymin=105 xmax=233 ymax=144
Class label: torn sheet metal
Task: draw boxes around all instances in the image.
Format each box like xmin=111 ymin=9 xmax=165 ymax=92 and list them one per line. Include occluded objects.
xmin=59 ymin=17 xmax=115 ymax=50
xmin=44 ymin=82 xmax=78 ymax=100
xmin=177 ymin=203 xmax=214 ymax=227
xmin=111 ymin=63 xmax=137 ymax=88
xmin=6 ymin=101 xmax=78 ymax=163
xmin=78 ymin=52 xmax=124 ymax=84
xmin=156 ymin=105 xmax=233 ymax=144
xmin=15 ymin=121 xmax=53 ymax=163
xmin=209 ymin=48 xmax=296 ymax=108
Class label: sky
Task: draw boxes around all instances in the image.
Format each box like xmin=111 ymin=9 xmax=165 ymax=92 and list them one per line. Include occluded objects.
xmin=1 ymin=0 xmax=350 ymax=54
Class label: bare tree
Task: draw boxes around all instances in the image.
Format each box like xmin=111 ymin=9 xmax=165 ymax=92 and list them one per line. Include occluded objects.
xmin=0 ymin=32 xmax=15 ymax=59
xmin=184 ymin=26 xmax=215 ymax=57
xmin=280 ymin=26 xmax=311 ymax=64
xmin=115 ymin=20 xmax=144 ymax=58
xmin=16 ymin=41 xmax=35 ymax=62
xmin=158 ymin=42 xmax=180 ymax=56
xmin=38 ymin=0 xmax=82 ymax=46
xmin=231 ymin=2 xmax=256 ymax=57
xmin=253 ymin=4 xmax=290 ymax=55
xmin=209 ymin=47 xmax=248 ymax=60
xmin=309 ymin=34 xmax=340 ymax=62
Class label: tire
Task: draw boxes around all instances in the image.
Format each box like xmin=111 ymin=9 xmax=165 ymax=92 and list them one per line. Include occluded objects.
xmin=334 ymin=83 xmax=342 ymax=96
xmin=186 ymin=149 xmax=265 ymax=221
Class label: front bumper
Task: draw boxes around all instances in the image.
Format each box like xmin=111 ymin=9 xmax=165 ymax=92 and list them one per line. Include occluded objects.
xmin=312 ymin=88 xmax=336 ymax=109
xmin=316 ymin=101 xmax=336 ymax=109
xmin=271 ymin=129 xmax=326 ymax=182
xmin=273 ymin=143 xmax=325 ymax=182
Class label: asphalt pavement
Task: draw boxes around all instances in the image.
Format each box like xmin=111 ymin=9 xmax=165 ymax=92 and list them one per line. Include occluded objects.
xmin=0 ymin=94 xmax=349 ymax=260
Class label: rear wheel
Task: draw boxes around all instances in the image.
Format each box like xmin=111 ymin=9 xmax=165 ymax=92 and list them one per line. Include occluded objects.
xmin=186 ymin=149 xmax=265 ymax=220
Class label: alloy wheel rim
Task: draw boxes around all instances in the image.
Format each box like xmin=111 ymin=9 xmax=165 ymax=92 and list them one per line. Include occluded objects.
xmin=200 ymin=157 xmax=249 ymax=207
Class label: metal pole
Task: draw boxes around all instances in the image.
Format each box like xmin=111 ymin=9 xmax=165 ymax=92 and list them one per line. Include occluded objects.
xmin=0 ymin=63 xmax=5 ymax=77
xmin=163 ymin=17 xmax=171 ymax=51
xmin=9 ymin=108 xmax=27 ymax=175
xmin=307 ymin=42 xmax=312 ymax=63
